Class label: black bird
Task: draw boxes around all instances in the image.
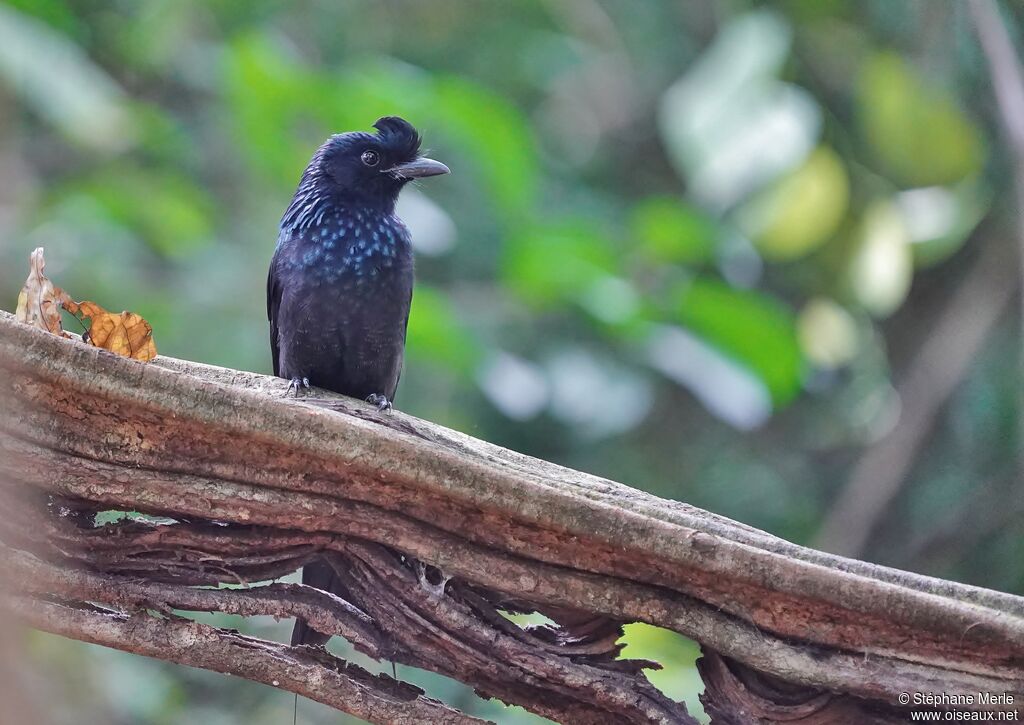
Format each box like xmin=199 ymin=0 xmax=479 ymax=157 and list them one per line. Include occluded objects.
xmin=267 ymin=117 xmax=449 ymax=646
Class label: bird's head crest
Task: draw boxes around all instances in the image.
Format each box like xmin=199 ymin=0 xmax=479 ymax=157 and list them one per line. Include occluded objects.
xmin=373 ymin=116 xmax=422 ymax=162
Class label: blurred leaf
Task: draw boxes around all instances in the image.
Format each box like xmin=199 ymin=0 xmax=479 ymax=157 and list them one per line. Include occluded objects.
xmin=797 ymin=297 xmax=858 ymax=369
xmin=113 ymin=0 xmax=197 ymax=74
xmin=58 ymin=168 xmax=214 ymax=258
xmin=779 ymin=0 xmax=853 ymax=20
xmin=648 ymin=325 xmax=773 ymax=430
xmin=502 ymin=219 xmax=618 ymax=308
xmin=317 ymin=61 xmax=430 ymax=131
xmin=631 ymin=197 xmax=719 ymax=265
xmin=397 ymin=189 xmax=458 ymax=256
xmin=0 ymin=4 xmax=135 ymax=151
xmin=659 ymin=10 xmax=820 ymax=209
xmin=846 ymin=201 xmax=912 ymax=317
xmin=740 ymin=146 xmax=849 ymax=260
xmin=225 ymin=32 xmax=319 ymax=182
xmin=674 ymin=277 xmax=803 ymax=404
xmin=131 ymin=103 xmax=197 ymax=168
xmin=579 ymin=276 xmax=642 ymax=328
xmin=432 ymin=76 xmax=539 ymax=216
xmin=406 ymin=285 xmax=480 ymax=373
xmin=858 ymin=52 xmax=984 ymax=187
xmin=897 ymin=183 xmax=990 ymax=267
xmin=478 ymin=352 xmax=549 ymax=421
xmin=1 ymin=0 xmax=80 ymax=33
xmin=545 ymin=347 xmax=653 ymax=438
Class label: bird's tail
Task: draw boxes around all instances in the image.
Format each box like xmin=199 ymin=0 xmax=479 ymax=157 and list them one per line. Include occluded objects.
xmin=291 ymin=558 xmax=336 ymax=647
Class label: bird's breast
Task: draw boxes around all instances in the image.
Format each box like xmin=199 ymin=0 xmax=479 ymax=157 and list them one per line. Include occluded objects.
xmin=278 ymin=212 xmax=410 ymax=286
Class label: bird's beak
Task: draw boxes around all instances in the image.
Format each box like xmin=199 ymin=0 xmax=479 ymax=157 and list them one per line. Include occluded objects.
xmin=385 ymin=157 xmax=450 ymax=179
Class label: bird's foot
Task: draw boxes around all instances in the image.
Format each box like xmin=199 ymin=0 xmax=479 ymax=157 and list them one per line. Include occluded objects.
xmin=366 ymin=393 xmax=393 ymax=412
xmin=285 ymin=377 xmax=311 ymax=397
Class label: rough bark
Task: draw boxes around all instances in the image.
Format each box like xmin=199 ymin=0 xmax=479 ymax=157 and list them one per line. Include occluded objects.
xmin=1 ymin=310 xmax=1022 ymax=723
xmin=7 ymin=593 xmax=480 ymax=725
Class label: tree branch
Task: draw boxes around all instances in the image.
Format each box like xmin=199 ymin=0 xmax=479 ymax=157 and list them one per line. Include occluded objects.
xmin=6 ymin=593 xmax=481 ymax=725
xmin=1 ymin=310 xmax=1022 ymax=722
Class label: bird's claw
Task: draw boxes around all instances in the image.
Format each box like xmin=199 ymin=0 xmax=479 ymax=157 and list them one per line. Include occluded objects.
xmin=366 ymin=393 xmax=392 ymax=412
xmin=285 ymin=377 xmax=311 ymax=397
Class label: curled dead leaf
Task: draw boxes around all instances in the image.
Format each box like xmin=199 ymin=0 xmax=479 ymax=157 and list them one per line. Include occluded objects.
xmin=63 ymin=299 xmax=158 ymax=362
xmin=14 ymin=247 xmax=159 ymax=362
xmin=14 ymin=247 xmax=71 ymax=337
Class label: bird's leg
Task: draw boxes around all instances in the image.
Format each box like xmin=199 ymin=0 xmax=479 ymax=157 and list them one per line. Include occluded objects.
xmin=285 ymin=377 xmax=311 ymax=397
xmin=366 ymin=393 xmax=393 ymax=412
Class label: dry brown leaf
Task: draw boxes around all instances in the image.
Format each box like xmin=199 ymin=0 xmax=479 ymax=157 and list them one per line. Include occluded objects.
xmin=14 ymin=247 xmax=71 ymax=337
xmin=14 ymin=246 xmax=158 ymax=362
xmin=63 ymin=299 xmax=158 ymax=362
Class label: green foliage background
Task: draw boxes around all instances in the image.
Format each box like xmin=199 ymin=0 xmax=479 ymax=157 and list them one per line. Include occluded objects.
xmin=0 ymin=1 xmax=1021 ymax=723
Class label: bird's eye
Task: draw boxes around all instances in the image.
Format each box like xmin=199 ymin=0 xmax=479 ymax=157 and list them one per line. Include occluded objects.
xmin=361 ymin=150 xmax=380 ymax=167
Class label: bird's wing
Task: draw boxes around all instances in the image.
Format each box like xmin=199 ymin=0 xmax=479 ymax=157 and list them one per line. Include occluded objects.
xmin=290 ymin=559 xmax=336 ymax=647
xmin=267 ymin=249 xmax=283 ymax=378
xmin=389 ymin=285 xmax=413 ymax=399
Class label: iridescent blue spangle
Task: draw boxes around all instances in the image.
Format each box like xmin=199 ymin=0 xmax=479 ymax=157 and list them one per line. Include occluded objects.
xmin=280 ymin=211 xmax=408 ymax=283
